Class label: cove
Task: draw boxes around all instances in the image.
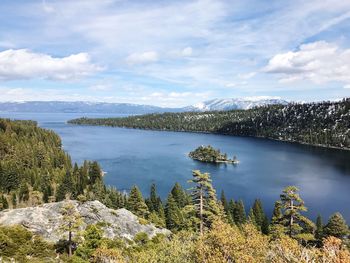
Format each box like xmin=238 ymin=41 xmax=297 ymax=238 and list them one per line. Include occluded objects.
xmin=1 ymin=112 xmax=349 ymax=222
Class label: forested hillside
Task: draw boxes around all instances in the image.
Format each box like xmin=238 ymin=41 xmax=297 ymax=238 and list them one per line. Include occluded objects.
xmin=69 ymin=98 xmax=350 ymax=149
xmin=0 ymin=118 xmax=125 ymax=210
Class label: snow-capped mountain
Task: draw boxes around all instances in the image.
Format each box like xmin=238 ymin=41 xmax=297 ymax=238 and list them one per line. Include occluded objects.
xmin=184 ymin=98 xmax=288 ymax=111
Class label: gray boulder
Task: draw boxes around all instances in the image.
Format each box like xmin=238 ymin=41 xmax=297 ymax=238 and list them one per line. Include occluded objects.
xmin=0 ymin=200 xmax=170 ymax=242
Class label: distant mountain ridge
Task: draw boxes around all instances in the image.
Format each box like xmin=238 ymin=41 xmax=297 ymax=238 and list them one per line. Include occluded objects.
xmin=0 ymin=98 xmax=288 ymax=114
xmin=0 ymin=101 xmax=180 ymax=114
xmin=185 ymin=98 xmax=288 ymax=111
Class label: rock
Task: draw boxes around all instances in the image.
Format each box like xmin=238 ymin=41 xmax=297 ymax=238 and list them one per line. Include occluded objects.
xmin=0 ymin=200 xmax=170 ymax=242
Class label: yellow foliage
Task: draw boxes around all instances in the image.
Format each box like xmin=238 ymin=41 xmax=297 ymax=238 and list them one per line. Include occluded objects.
xmin=321 ymin=236 xmax=350 ymax=263
xmin=195 ymin=221 xmax=269 ymax=263
xmin=91 ymin=247 xmax=125 ymax=263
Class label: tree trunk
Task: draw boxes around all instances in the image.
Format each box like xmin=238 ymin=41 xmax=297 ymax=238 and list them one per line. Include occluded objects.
xmin=199 ymin=188 xmax=203 ymax=236
xmin=68 ymin=228 xmax=72 ymax=257
xmin=289 ymin=199 xmax=294 ymax=237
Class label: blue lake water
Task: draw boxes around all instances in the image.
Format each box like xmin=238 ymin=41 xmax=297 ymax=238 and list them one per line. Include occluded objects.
xmin=1 ymin=112 xmax=350 ymax=222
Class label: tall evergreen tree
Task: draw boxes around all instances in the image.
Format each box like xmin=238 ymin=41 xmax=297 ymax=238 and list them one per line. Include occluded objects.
xmin=324 ymin=212 xmax=349 ymax=239
xmin=221 ymin=191 xmax=233 ymax=225
xmin=271 ymin=201 xmax=283 ymax=225
xmin=188 ymin=170 xmax=223 ymax=235
xmin=171 ymin=183 xmax=189 ymax=208
xmin=165 ymin=193 xmax=183 ymax=231
xmin=315 ymin=214 xmax=324 ymax=241
xmin=233 ymin=200 xmax=246 ymax=225
xmin=56 ymin=172 xmax=74 ymax=201
xmin=251 ymin=199 xmax=266 ymax=230
xmin=279 ymin=186 xmax=315 ymax=238
xmin=59 ymin=202 xmax=83 ymax=257
xmin=127 ymin=186 xmax=149 ymax=218
xmin=228 ymin=199 xmax=236 ymax=225
xmin=89 ymin=161 xmax=102 ymax=185
xmin=146 ymin=183 xmax=162 ymax=213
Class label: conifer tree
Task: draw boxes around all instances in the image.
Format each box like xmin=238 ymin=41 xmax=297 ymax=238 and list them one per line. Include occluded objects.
xmin=59 ymin=202 xmax=83 ymax=257
xmin=221 ymin=191 xmax=234 ymax=225
xmin=146 ymin=183 xmax=162 ymax=213
xmin=165 ymin=193 xmax=183 ymax=230
xmin=89 ymin=161 xmax=102 ymax=185
xmin=171 ymin=182 xmax=189 ymax=208
xmin=127 ymin=186 xmax=149 ymax=218
xmin=233 ymin=200 xmax=246 ymax=225
xmin=279 ymin=186 xmax=315 ymax=238
xmin=315 ymin=214 xmax=324 ymax=241
xmin=56 ymin=172 xmax=74 ymax=201
xmin=261 ymin=215 xmax=270 ymax=235
xmin=252 ymin=199 xmax=265 ymax=229
xmin=228 ymin=199 xmax=236 ymax=225
xmin=271 ymin=201 xmax=283 ymax=225
xmin=189 ymin=170 xmax=223 ymax=235
xmin=324 ymin=212 xmax=349 ymax=239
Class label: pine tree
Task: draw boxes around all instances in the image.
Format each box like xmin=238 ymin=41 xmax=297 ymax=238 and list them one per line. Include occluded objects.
xmin=248 ymin=208 xmax=256 ymax=225
xmin=171 ymin=183 xmax=189 ymax=208
xmin=146 ymin=183 xmax=162 ymax=213
xmin=189 ymin=170 xmax=224 ymax=235
xmin=251 ymin=199 xmax=266 ymax=230
xmin=261 ymin=215 xmax=270 ymax=235
xmin=279 ymin=186 xmax=315 ymax=238
xmin=271 ymin=201 xmax=283 ymax=225
xmin=324 ymin=212 xmax=349 ymax=239
xmin=127 ymin=186 xmax=149 ymax=218
xmin=233 ymin=200 xmax=246 ymax=225
xmin=165 ymin=193 xmax=183 ymax=231
xmin=315 ymin=214 xmax=323 ymax=241
xmin=221 ymin=191 xmax=233 ymax=225
xmin=56 ymin=172 xmax=74 ymax=201
xmin=89 ymin=161 xmax=102 ymax=185
xmin=59 ymin=202 xmax=83 ymax=257
xmin=228 ymin=199 xmax=236 ymax=225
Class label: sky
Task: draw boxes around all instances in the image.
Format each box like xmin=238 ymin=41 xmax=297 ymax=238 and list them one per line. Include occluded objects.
xmin=0 ymin=0 xmax=349 ymax=107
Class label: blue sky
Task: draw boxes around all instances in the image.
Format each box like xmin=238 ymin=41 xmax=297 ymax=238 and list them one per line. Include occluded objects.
xmin=0 ymin=0 xmax=349 ymax=107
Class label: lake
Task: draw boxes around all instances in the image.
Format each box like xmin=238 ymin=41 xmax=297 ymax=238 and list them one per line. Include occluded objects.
xmin=1 ymin=112 xmax=350 ymax=222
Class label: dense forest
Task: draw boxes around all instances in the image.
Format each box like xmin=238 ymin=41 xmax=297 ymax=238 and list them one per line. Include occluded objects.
xmin=69 ymin=98 xmax=350 ymax=150
xmin=0 ymin=118 xmax=126 ymax=210
xmin=0 ymin=118 xmax=349 ymax=262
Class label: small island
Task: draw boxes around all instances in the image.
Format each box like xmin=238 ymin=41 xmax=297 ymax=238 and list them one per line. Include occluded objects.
xmin=188 ymin=145 xmax=239 ymax=164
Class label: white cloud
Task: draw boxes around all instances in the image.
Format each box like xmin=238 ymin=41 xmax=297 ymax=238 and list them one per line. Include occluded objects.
xmin=344 ymin=84 xmax=350 ymax=89
xmin=264 ymin=41 xmax=350 ymax=84
xmin=0 ymin=49 xmax=100 ymax=81
xmin=126 ymin=51 xmax=159 ymax=65
xmin=181 ymin=47 xmax=193 ymax=57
